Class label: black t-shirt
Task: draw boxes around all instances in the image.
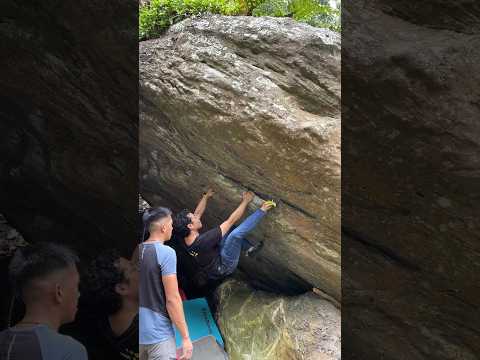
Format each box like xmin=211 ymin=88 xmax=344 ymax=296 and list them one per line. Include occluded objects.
xmin=185 ymin=226 xmax=222 ymax=270
xmin=63 ymin=314 xmax=139 ymax=360
xmin=95 ymin=315 xmax=138 ymax=360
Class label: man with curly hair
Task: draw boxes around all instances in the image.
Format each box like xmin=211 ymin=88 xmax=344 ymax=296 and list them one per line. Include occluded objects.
xmin=71 ymin=250 xmax=139 ymax=360
xmin=173 ymin=190 xmax=274 ymax=285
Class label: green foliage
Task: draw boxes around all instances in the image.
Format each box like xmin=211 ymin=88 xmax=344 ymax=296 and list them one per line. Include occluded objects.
xmin=251 ymin=0 xmax=340 ymax=32
xmin=139 ymin=0 xmax=247 ymax=40
xmin=139 ymin=0 xmax=340 ymax=40
xmin=244 ymin=0 xmax=267 ymax=14
xmin=288 ymin=0 xmax=340 ymax=32
xmin=139 ymin=0 xmax=176 ymax=40
xmin=252 ymin=0 xmax=289 ymax=17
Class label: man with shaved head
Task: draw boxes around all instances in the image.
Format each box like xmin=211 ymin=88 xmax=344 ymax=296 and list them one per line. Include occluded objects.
xmin=139 ymin=207 xmax=192 ymax=360
xmin=0 ymin=242 xmax=87 ymax=360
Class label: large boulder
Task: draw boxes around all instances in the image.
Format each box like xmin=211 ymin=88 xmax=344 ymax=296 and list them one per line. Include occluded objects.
xmin=214 ymin=279 xmax=340 ymax=360
xmin=343 ymin=1 xmax=480 ymax=358
xmin=0 ymin=1 xmax=138 ymax=258
xmin=139 ymin=15 xmax=341 ymax=300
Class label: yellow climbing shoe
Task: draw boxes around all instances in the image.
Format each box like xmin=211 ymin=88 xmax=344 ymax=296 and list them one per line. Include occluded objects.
xmin=264 ymin=200 xmax=277 ymax=207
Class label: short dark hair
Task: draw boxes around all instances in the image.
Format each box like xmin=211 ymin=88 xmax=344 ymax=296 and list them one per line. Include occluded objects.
xmin=81 ymin=250 xmax=125 ymax=316
xmin=9 ymin=242 xmax=79 ymax=296
xmin=141 ymin=206 xmax=172 ymax=240
xmin=173 ymin=209 xmax=192 ymax=240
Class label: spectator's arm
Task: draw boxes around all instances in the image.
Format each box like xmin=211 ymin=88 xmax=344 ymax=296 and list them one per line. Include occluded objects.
xmin=160 ymin=248 xmax=193 ymax=359
xmin=163 ymin=274 xmax=192 ymax=358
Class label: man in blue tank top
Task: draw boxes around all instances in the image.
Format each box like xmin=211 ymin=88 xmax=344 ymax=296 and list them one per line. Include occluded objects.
xmin=139 ymin=207 xmax=192 ymax=360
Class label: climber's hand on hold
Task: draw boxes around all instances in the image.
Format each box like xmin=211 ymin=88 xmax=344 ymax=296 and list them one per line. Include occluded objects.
xmin=204 ymin=188 xmax=215 ymax=198
xmin=180 ymin=337 xmax=193 ymax=359
xmin=260 ymin=200 xmax=276 ymax=212
xmin=242 ymin=191 xmax=254 ymax=203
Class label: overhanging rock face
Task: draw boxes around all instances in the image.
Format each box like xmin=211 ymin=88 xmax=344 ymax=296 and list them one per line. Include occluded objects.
xmin=140 ymin=15 xmax=341 ymax=300
xmin=343 ymin=1 xmax=480 ymax=358
xmin=0 ymin=1 xmax=138 ymax=258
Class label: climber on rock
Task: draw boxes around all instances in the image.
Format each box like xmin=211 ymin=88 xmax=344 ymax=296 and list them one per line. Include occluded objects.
xmin=173 ymin=190 xmax=275 ymax=284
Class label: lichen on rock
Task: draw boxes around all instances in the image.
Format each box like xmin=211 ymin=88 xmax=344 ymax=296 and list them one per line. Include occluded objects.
xmin=214 ymin=279 xmax=340 ymax=360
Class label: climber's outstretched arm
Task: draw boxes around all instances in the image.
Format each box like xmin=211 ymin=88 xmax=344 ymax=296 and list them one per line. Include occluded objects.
xmin=193 ymin=188 xmax=215 ymax=219
xmin=219 ymin=191 xmax=254 ymax=236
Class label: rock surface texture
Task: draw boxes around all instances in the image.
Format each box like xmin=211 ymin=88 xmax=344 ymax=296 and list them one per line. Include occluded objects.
xmin=140 ymin=15 xmax=341 ymax=299
xmin=215 ymin=279 xmax=340 ymax=360
xmin=0 ymin=215 xmax=27 ymax=328
xmin=0 ymin=1 xmax=138 ymax=258
xmin=0 ymin=214 xmax=27 ymax=258
xmin=343 ymin=1 xmax=480 ymax=358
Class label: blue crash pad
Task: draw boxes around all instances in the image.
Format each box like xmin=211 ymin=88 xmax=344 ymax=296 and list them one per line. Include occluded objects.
xmin=174 ymin=298 xmax=224 ymax=348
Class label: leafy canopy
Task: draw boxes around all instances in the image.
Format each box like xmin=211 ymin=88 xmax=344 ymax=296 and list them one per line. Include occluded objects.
xmin=139 ymin=0 xmax=340 ymax=40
